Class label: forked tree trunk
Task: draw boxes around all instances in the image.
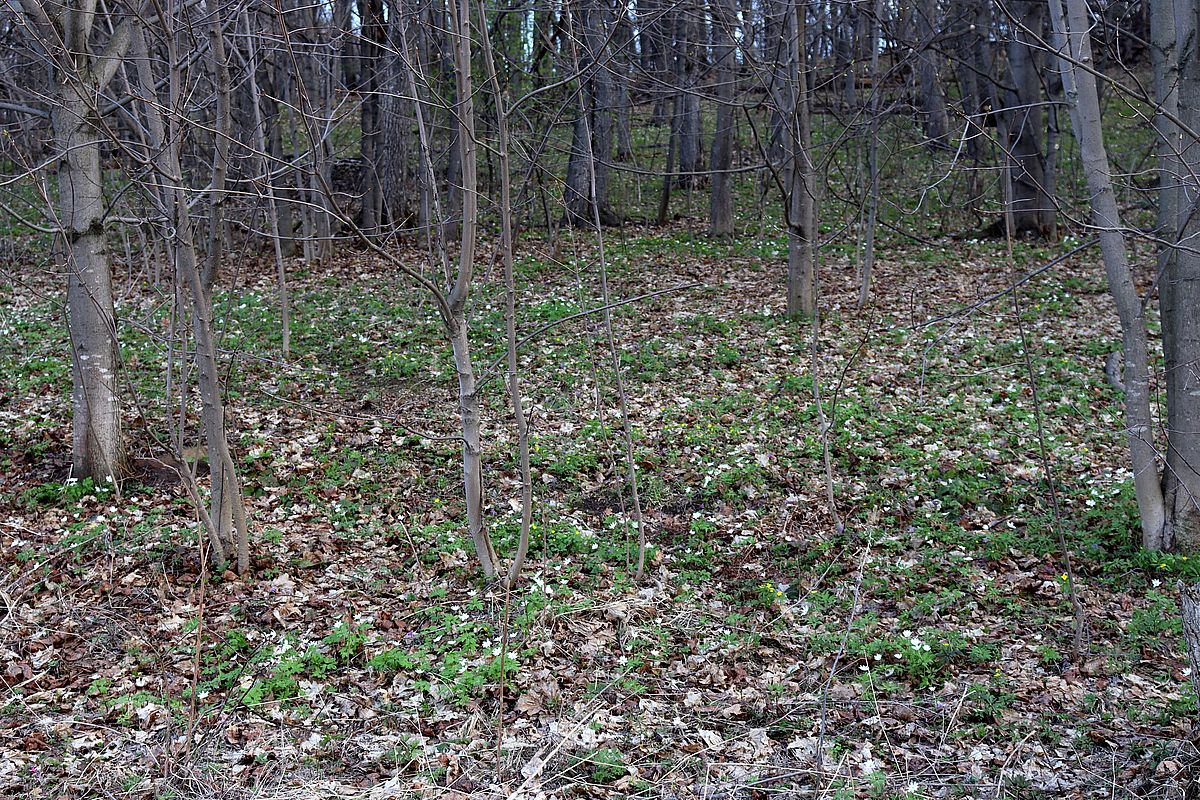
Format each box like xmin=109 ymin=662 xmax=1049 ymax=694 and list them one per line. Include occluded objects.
xmin=133 ymin=23 xmax=250 ymax=572
xmin=446 ymin=0 xmax=499 ymax=579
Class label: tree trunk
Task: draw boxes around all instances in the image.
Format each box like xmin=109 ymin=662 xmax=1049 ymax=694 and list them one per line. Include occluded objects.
xmin=675 ymin=6 xmax=703 ymax=187
xmin=1164 ymin=0 xmax=1200 ymax=549
xmin=785 ymin=0 xmax=815 ymax=318
xmin=708 ymin=0 xmax=735 ymax=237
xmin=1156 ymin=0 xmax=1182 ymax=535
xmin=204 ymin=0 xmax=232 ymax=293
xmin=57 ymin=84 xmax=125 ymax=482
xmin=1048 ymin=0 xmax=1165 ymax=549
xmin=858 ymin=0 xmax=881 ymax=308
xmin=563 ymin=0 xmax=616 ymax=226
xmin=358 ymin=0 xmax=385 ymax=234
xmin=132 ymin=22 xmax=250 ymax=571
xmin=447 ymin=0 xmax=499 ymax=578
xmin=25 ymin=1 xmax=135 ymax=484
xmin=913 ymin=0 xmax=949 ymax=149
xmin=1003 ymin=0 xmax=1055 ymax=237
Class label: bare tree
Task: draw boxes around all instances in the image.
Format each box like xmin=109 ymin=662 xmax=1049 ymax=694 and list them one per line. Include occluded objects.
xmin=130 ymin=17 xmax=250 ymax=572
xmin=1047 ymin=0 xmax=1163 ymax=548
xmin=17 ymin=0 xmax=134 ymax=484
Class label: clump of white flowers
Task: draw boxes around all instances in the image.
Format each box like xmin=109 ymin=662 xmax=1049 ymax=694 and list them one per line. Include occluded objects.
xmin=901 ymin=629 xmax=932 ymax=653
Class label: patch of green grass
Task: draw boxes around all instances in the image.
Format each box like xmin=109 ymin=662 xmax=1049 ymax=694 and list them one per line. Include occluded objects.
xmin=577 ymin=747 xmax=626 ymax=784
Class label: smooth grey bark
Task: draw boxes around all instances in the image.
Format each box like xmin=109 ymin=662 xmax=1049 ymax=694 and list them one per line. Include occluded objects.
xmin=952 ymin=0 xmax=992 ymax=219
xmin=613 ymin=9 xmax=635 ymax=163
xmin=308 ymin=8 xmax=334 ymax=262
xmin=1156 ymin=0 xmax=1183 ymax=539
xmin=380 ymin=1 xmax=420 ymax=227
xmin=834 ymin=0 xmax=857 ymax=110
xmin=708 ymin=0 xmax=735 ymax=237
xmin=131 ymin=22 xmax=250 ymax=572
xmin=1003 ymin=0 xmax=1055 ymax=237
xmin=446 ymin=0 xmax=499 ymax=578
xmin=477 ymin=3 xmax=531 ymax=586
xmin=20 ymin=0 xmax=133 ymax=483
xmin=1164 ymin=0 xmax=1200 ymax=550
xmin=1179 ymin=582 xmax=1200 ymax=703
xmin=657 ymin=91 xmax=679 ymax=226
xmin=1048 ymin=0 xmax=1165 ymax=548
xmin=268 ymin=51 xmax=298 ymax=257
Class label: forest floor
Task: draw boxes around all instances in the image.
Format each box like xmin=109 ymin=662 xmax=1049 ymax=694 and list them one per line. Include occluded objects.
xmin=1 ymin=221 xmax=1198 ymax=799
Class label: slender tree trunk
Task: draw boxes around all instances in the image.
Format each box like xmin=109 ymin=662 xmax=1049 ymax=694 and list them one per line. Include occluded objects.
xmin=358 ymin=0 xmax=385 ymax=234
xmin=446 ymin=0 xmax=499 ymax=578
xmin=204 ymin=0 xmax=231 ymax=293
xmin=133 ymin=20 xmax=250 ymax=571
xmin=677 ymin=7 xmax=703 ymax=187
xmin=658 ymin=93 xmax=679 ymax=226
xmin=1155 ymin=0 xmax=1182 ymax=526
xmin=858 ymin=0 xmax=881 ymax=308
xmin=785 ymin=0 xmax=815 ymax=318
xmin=477 ymin=1 xmax=530 ymax=585
xmin=246 ymin=13 xmax=292 ymax=360
xmin=1048 ymin=0 xmax=1165 ymax=549
xmin=834 ymin=1 xmax=857 ymax=110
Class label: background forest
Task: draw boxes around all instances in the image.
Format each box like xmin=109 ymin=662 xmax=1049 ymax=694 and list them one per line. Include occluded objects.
xmin=1 ymin=0 xmax=1199 ymax=796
